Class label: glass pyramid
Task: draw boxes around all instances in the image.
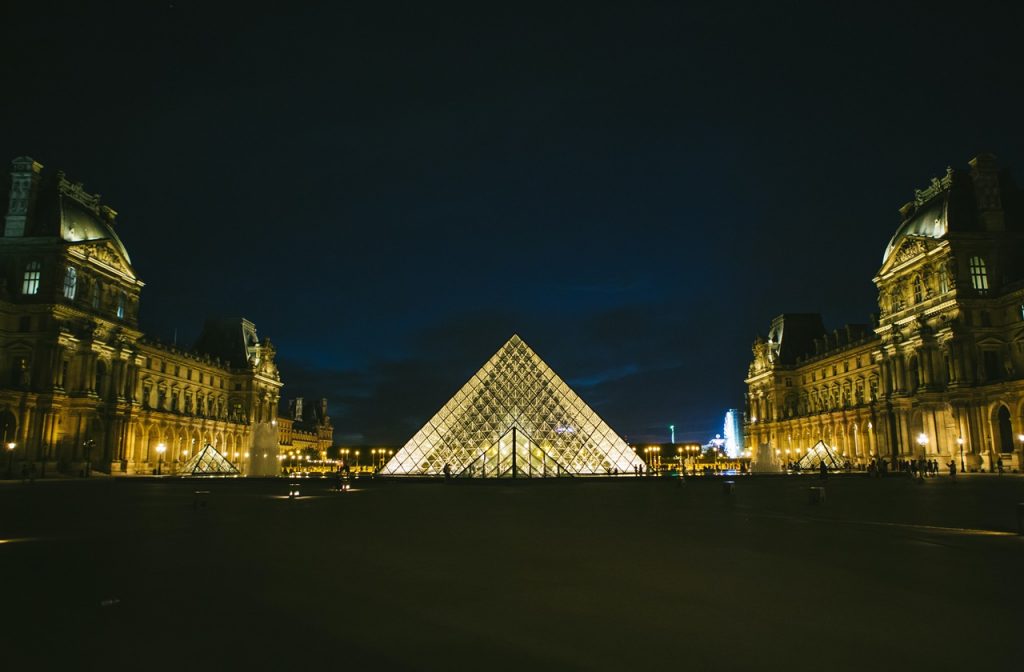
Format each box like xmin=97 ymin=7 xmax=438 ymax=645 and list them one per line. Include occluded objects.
xmin=382 ymin=335 xmax=643 ymax=478
xmin=178 ymin=443 xmax=240 ymax=477
xmin=796 ymin=440 xmax=846 ymax=471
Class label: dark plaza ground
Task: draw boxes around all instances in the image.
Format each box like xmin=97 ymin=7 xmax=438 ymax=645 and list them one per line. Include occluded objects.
xmin=2 ymin=474 xmax=1022 ymax=670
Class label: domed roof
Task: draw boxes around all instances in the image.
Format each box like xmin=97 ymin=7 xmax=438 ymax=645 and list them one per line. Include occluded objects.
xmin=881 ymin=194 xmax=947 ymax=263
xmin=59 ymin=193 xmax=132 ymax=265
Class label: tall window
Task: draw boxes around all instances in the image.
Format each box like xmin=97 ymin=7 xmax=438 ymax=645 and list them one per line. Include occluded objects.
xmin=116 ymin=292 xmax=126 ymax=319
xmin=21 ymin=261 xmax=41 ymax=294
xmin=939 ymin=270 xmax=949 ymax=293
xmin=91 ymin=281 xmax=101 ymax=309
xmin=913 ymin=276 xmax=923 ymax=303
xmin=63 ymin=266 xmax=77 ymax=300
xmin=969 ymin=256 xmax=988 ymax=293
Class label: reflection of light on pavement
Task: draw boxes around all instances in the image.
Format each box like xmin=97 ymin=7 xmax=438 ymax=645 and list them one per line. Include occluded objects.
xmin=741 ymin=509 xmax=1017 ymax=537
xmin=0 ymin=537 xmax=47 ymax=544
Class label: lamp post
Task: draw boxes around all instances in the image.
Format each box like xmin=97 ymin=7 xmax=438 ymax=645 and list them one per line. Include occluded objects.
xmin=957 ymin=436 xmax=965 ymax=473
xmin=6 ymin=441 xmax=15 ymax=479
xmin=155 ymin=442 xmax=166 ymax=475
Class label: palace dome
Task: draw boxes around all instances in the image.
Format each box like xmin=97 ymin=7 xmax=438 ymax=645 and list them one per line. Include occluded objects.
xmin=58 ymin=188 xmax=132 ymax=265
xmin=881 ymin=194 xmax=947 ymax=263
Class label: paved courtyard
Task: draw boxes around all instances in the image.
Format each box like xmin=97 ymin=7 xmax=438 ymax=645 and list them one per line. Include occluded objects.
xmin=2 ymin=474 xmax=1022 ymax=670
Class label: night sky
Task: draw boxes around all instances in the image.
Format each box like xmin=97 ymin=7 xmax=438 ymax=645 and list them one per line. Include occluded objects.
xmin=3 ymin=2 xmax=1023 ymax=444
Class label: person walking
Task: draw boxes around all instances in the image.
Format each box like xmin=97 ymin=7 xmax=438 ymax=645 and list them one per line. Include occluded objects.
xmin=819 ymin=461 xmax=828 ymax=480
xmin=947 ymin=459 xmax=957 ymax=482
xmin=997 ymin=456 xmax=1004 ymax=475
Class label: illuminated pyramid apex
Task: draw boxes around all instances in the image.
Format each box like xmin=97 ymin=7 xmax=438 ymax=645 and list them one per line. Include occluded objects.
xmin=383 ymin=335 xmax=643 ymax=478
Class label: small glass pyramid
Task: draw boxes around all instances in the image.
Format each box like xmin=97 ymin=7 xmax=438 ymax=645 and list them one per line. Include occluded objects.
xmin=795 ymin=440 xmax=846 ymax=471
xmin=382 ymin=335 xmax=643 ymax=477
xmin=178 ymin=443 xmax=240 ymax=476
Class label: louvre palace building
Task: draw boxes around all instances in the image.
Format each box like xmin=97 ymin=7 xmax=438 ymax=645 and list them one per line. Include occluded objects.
xmin=745 ymin=153 xmax=1024 ymax=473
xmin=0 ymin=156 xmax=287 ymax=475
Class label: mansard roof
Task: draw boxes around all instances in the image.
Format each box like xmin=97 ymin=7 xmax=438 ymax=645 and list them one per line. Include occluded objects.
xmin=882 ymin=154 xmax=1024 ymax=264
xmin=3 ymin=158 xmax=134 ymax=269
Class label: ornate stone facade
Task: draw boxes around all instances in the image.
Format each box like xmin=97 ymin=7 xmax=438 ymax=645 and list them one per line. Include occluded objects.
xmin=0 ymin=157 xmax=283 ymax=475
xmin=745 ymin=154 xmax=1024 ymax=472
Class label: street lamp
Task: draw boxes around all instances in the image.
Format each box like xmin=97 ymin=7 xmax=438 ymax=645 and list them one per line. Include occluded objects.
xmin=917 ymin=433 xmax=928 ymax=453
xmin=6 ymin=441 xmax=15 ymax=479
xmin=956 ymin=436 xmax=965 ymax=473
xmin=155 ymin=442 xmax=166 ymax=475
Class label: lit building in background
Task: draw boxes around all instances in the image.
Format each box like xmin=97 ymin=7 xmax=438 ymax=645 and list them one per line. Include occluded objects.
xmin=277 ymin=396 xmax=334 ymax=467
xmin=0 ymin=157 xmax=283 ymax=475
xmin=745 ymin=154 xmax=1024 ymax=472
xmin=383 ymin=334 xmax=644 ymax=477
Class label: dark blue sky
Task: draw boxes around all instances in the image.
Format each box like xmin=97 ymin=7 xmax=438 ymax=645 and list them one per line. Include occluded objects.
xmin=3 ymin=2 xmax=1023 ymax=444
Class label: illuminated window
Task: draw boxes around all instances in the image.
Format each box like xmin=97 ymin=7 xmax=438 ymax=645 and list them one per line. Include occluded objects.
xmin=21 ymin=261 xmax=41 ymax=294
xmin=913 ymin=276 xmax=922 ymax=303
xmin=969 ymin=256 xmax=988 ymax=293
xmin=91 ymin=281 xmax=101 ymax=309
xmin=63 ymin=266 xmax=77 ymax=300
xmin=1019 ymin=304 xmax=1024 ymax=321
xmin=116 ymin=292 xmax=126 ymax=319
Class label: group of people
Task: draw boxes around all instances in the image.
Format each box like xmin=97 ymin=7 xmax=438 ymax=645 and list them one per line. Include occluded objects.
xmin=865 ymin=456 xmax=962 ymax=480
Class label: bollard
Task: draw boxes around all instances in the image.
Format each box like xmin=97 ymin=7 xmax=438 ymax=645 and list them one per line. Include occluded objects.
xmin=288 ymin=481 xmax=301 ymax=499
xmin=808 ymin=486 xmax=826 ymax=504
xmin=1017 ymin=503 xmax=1024 ymax=535
xmin=193 ymin=490 xmax=210 ymax=510
xmin=723 ymin=480 xmax=735 ymax=496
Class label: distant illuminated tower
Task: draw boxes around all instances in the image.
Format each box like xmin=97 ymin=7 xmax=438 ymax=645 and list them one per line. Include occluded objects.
xmin=724 ymin=409 xmax=743 ymax=458
xmin=669 ymin=425 xmax=675 ymax=444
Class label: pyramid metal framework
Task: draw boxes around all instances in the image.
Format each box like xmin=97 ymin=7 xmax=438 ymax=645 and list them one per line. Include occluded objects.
xmin=382 ymin=335 xmax=644 ymax=478
xmin=795 ymin=440 xmax=846 ymax=471
xmin=177 ymin=443 xmax=240 ymax=476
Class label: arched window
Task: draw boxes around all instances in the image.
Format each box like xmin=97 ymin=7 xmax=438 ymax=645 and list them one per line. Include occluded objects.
xmin=63 ymin=266 xmax=77 ymax=300
xmin=913 ymin=276 xmax=923 ymax=304
xmin=969 ymin=256 xmax=989 ymax=293
xmin=996 ymin=405 xmax=1014 ymax=454
xmin=21 ymin=261 xmax=41 ymax=295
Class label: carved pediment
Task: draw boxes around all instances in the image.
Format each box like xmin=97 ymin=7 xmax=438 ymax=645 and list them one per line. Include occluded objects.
xmin=893 ymin=238 xmax=929 ymax=264
xmin=879 ymin=236 xmax=934 ymax=276
xmin=80 ymin=240 xmax=135 ymax=279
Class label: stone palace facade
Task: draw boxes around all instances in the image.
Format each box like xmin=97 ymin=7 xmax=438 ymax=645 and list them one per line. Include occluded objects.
xmin=745 ymin=154 xmax=1024 ymax=472
xmin=0 ymin=157 xmax=284 ymax=475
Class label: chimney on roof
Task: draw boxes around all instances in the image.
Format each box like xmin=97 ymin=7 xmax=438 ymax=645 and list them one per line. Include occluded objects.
xmin=968 ymin=153 xmax=1004 ymax=232
xmin=4 ymin=156 xmax=43 ymax=237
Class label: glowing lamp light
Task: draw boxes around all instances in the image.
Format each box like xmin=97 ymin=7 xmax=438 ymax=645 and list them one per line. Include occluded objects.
xmin=956 ymin=437 xmax=964 ymax=446
xmin=917 ymin=433 xmax=929 ymax=448
xmin=156 ymin=443 xmax=166 ymax=455
xmin=6 ymin=442 xmax=15 ymax=451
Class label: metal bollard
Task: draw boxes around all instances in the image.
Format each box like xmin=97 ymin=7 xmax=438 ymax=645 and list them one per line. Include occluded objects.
xmin=808 ymin=486 xmax=825 ymax=504
xmin=723 ymin=480 xmax=735 ymax=496
xmin=193 ymin=490 xmax=210 ymax=510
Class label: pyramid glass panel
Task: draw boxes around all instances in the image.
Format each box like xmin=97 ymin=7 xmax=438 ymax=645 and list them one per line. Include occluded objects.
xmin=177 ymin=443 xmax=240 ymax=476
xmin=795 ymin=440 xmax=846 ymax=471
xmin=382 ymin=335 xmax=643 ymax=477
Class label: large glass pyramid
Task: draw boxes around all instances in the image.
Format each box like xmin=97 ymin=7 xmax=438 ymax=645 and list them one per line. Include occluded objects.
xmin=382 ymin=335 xmax=643 ymax=478
xmin=178 ymin=443 xmax=240 ymax=477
